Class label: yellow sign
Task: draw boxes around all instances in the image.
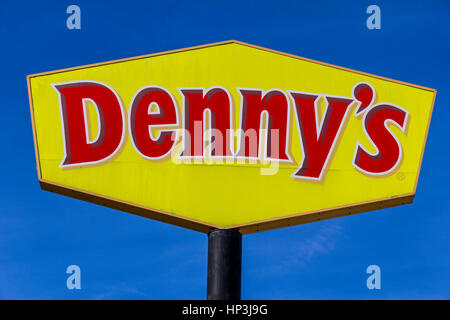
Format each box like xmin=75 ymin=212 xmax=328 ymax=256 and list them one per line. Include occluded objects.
xmin=28 ymin=41 xmax=436 ymax=234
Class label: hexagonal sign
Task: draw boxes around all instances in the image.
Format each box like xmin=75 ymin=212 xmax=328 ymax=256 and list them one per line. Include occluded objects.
xmin=27 ymin=41 xmax=436 ymax=234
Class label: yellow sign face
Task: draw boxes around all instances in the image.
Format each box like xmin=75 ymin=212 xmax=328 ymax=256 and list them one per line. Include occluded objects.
xmin=28 ymin=41 xmax=436 ymax=234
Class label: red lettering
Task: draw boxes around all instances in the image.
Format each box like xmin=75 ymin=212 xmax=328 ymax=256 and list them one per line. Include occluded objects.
xmin=290 ymin=92 xmax=353 ymax=180
xmin=352 ymin=82 xmax=375 ymax=115
xmin=353 ymin=104 xmax=408 ymax=175
xmin=237 ymin=89 xmax=290 ymax=161
xmin=52 ymin=81 xmax=409 ymax=181
xmin=180 ymin=87 xmax=232 ymax=158
xmin=129 ymin=86 xmax=178 ymax=159
xmin=54 ymin=81 xmax=124 ymax=167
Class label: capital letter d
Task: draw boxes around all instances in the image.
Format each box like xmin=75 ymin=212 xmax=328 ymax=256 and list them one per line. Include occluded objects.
xmin=53 ymin=81 xmax=124 ymax=167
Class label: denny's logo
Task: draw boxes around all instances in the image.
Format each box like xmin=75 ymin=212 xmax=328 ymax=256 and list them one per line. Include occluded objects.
xmin=53 ymin=81 xmax=407 ymax=181
xmin=28 ymin=41 xmax=435 ymax=234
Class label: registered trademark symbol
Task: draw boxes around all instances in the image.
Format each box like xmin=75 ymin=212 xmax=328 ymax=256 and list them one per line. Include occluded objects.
xmin=397 ymin=172 xmax=405 ymax=181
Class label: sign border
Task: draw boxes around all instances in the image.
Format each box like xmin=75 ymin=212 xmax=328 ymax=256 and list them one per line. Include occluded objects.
xmin=27 ymin=40 xmax=437 ymax=234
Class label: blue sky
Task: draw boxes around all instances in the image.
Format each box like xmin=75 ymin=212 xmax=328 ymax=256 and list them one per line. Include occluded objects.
xmin=0 ymin=0 xmax=449 ymax=299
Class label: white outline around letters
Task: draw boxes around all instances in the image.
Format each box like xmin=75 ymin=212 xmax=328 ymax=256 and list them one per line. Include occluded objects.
xmin=287 ymin=90 xmax=354 ymax=182
xmin=352 ymin=103 xmax=409 ymax=176
xmin=128 ymin=85 xmax=180 ymax=161
xmin=177 ymin=86 xmax=235 ymax=161
xmin=51 ymin=80 xmax=126 ymax=168
xmin=235 ymin=88 xmax=293 ymax=163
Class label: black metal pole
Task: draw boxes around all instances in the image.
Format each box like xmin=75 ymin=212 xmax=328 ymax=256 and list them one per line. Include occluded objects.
xmin=207 ymin=229 xmax=242 ymax=300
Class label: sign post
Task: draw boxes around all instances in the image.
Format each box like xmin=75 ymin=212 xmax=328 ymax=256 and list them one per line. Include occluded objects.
xmin=207 ymin=229 xmax=242 ymax=300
